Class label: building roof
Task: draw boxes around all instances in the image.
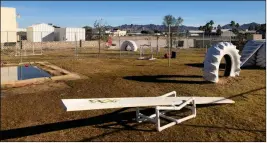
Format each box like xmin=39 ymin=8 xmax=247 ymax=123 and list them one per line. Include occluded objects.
xmin=17 ymin=28 xmax=26 ymax=32
xmin=28 ymin=23 xmax=53 ymax=28
xmin=189 ymin=30 xmax=204 ymax=34
xmin=0 ymin=7 xmax=16 ymax=10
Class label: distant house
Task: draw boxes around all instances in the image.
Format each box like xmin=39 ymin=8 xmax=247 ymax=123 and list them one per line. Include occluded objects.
xmin=239 ymin=29 xmax=257 ymax=34
xmin=188 ymin=30 xmax=204 ymax=36
xmin=112 ymin=29 xmax=127 ymax=36
xmin=127 ymin=32 xmax=142 ymax=36
xmin=27 ymin=23 xmax=55 ymax=42
xmin=188 ymin=29 xmax=237 ymax=37
xmin=221 ymin=30 xmax=236 ymax=37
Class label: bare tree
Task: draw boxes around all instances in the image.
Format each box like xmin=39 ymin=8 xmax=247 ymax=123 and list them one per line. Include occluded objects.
xmin=94 ymin=19 xmax=107 ymax=57
xmin=163 ymin=15 xmax=176 ymax=67
xmin=176 ymin=17 xmax=184 ymax=50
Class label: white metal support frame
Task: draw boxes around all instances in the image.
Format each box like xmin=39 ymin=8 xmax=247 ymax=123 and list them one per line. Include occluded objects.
xmin=135 ymin=91 xmax=196 ymax=132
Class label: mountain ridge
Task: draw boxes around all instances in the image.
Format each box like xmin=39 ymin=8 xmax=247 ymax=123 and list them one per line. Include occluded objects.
xmin=106 ymin=22 xmax=264 ymax=32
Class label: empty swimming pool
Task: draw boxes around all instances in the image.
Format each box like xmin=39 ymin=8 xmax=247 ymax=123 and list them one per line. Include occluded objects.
xmin=1 ymin=65 xmax=52 ymax=83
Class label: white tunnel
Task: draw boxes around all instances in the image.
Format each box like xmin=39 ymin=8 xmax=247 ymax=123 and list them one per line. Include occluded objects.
xmin=120 ymin=40 xmax=138 ymax=52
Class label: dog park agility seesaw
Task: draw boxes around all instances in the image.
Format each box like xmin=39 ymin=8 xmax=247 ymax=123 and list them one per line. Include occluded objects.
xmin=61 ymin=91 xmax=234 ymax=132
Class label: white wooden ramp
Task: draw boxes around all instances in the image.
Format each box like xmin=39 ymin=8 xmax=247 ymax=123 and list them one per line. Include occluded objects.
xmin=61 ymin=91 xmax=234 ymax=131
xmin=62 ymin=97 xmax=234 ymax=112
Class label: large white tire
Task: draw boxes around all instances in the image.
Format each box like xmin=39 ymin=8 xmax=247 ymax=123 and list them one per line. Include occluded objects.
xmin=256 ymin=43 xmax=266 ymax=68
xmin=120 ymin=40 xmax=138 ymax=51
xmin=203 ymin=42 xmax=241 ymax=83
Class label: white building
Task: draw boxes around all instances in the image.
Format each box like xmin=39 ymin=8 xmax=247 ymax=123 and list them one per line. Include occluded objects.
xmin=1 ymin=7 xmax=18 ymax=43
xmin=27 ymin=23 xmax=55 ymax=42
xmin=55 ymin=28 xmax=85 ymax=41
xmin=188 ymin=30 xmax=204 ymax=36
xmin=112 ymin=30 xmax=127 ymax=37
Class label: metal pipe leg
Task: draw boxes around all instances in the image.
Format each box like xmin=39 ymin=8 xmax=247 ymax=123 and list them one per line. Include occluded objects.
xmin=136 ymin=107 xmax=141 ymax=123
xmin=155 ymin=106 xmax=161 ymax=131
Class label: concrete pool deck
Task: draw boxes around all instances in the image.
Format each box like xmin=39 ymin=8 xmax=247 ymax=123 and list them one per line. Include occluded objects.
xmin=1 ymin=61 xmax=84 ymax=89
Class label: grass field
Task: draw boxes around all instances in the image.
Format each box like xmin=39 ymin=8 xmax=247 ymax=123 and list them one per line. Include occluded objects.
xmin=1 ymin=47 xmax=266 ymax=141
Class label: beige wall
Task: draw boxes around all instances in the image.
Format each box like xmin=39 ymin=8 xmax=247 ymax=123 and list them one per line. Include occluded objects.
xmin=247 ymin=34 xmax=262 ymax=40
xmin=1 ymin=7 xmax=17 ymax=43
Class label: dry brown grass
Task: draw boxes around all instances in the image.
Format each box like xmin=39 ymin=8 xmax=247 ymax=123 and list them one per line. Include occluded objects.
xmin=1 ymin=47 xmax=266 ymax=141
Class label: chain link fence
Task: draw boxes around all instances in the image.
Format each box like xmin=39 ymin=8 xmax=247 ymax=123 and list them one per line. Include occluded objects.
xmin=1 ymin=30 xmax=244 ymax=62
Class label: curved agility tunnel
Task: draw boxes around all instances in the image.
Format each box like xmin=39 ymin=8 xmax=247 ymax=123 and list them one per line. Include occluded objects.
xmin=120 ymin=40 xmax=138 ymax=52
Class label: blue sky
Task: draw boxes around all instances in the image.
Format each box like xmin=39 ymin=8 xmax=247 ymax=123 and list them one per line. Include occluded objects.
xmin=1 ymin=1 xmax=266 ymax=28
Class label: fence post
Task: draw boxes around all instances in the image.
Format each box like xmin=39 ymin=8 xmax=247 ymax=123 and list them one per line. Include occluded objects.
xmin=119 ymin=36 xmax=121 ymax=59
xmin=7 ymin=31 xmax=8 ymax=44
xmin=41 ymin=32 xmax=43 ymax=55
xmin=202 ymin=33 xmax=204 ymax=48
xmin=20 ymin=40 xmax=22 ymax=63
xmin=33 ymin=32 xmax=35 ymax=55
xmin=75 ymin=32 xmax=78 ymax=57
xmin=209 ymin=34 xmax=211 ymax=47
xmin=187 ymin=36 xmax=188 ymax=48
xmin=229 ymin=31 xmax=231 ymax=43
xmin=156 ymin=35 xmax=159 ymax=56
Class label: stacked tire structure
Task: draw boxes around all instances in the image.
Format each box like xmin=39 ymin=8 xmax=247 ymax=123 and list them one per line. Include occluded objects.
xmin=203 ymin=42 xmax=241 ymax=83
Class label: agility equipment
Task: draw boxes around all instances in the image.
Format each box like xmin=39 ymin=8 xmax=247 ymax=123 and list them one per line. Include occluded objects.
xmin=203 ymin=42 xmax=241 ymax=83
xmin=62 ymin=91 xmax=234 ymax=131
xmin=137 ymin=44 xmax=146 ymax=60
xmin=120 ymin=40 xmax=138 ymax=52
xmin=240 ymin=40 xmax=266 ymax=68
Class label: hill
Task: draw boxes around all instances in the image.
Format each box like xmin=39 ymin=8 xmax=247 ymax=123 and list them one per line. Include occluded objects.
xmin=106 ymin=22 xmax=263 ymax=32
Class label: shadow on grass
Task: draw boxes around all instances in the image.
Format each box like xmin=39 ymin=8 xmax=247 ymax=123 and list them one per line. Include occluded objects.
xmin=186 ymin=63 xmax=266 ymax=70
xmin=180 ymin=124 xmax=266 ymax=133
xmin=1 ymin=87 xmax=265 ymax=141
xmin=185 ymin=63 xmax=227 ymax=69
xmin=241 ymin=66 xmax=266 ymax=70
xmin=123 ymin=75 xmax=211 ymax=84
xmin=0 ymin=108 xmax=154 ymax=140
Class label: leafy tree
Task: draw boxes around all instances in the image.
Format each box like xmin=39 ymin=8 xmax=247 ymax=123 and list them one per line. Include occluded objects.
xmin=209 ymin=20 xmax=214 ymax=27
xmin=248 ymin=25 xmax=254 ymax=30
xmin=176 ymin=17 xmax=184 ymax=34
xmin=230 ymin=21 xmax=236 ymax=29
xmin=236 ymin=23 xmax=240 ymax=29
xmin=141 ymin=30 xmax=150 ymax=34
xmin=201 ymin=20 xmax=214 ymax=36
xmin=216 ymin=25 xmax=222 ymax=36
xmin=259 ymin=24 xmax=266 ymax=39
xmin=230 ymin=21 xmax=240 ymax=34
xmin=154 ymin=29 xmax=161 ymax=33
xmin=255 ymin=25 xmax=261 ymax=31
xmin=163 ymin=15 xmax=176 ymax=28
xmin=83 ymin=26 xmax=93 ymax=40
xmin=260 ymin=24 xmax=266 ymax=31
